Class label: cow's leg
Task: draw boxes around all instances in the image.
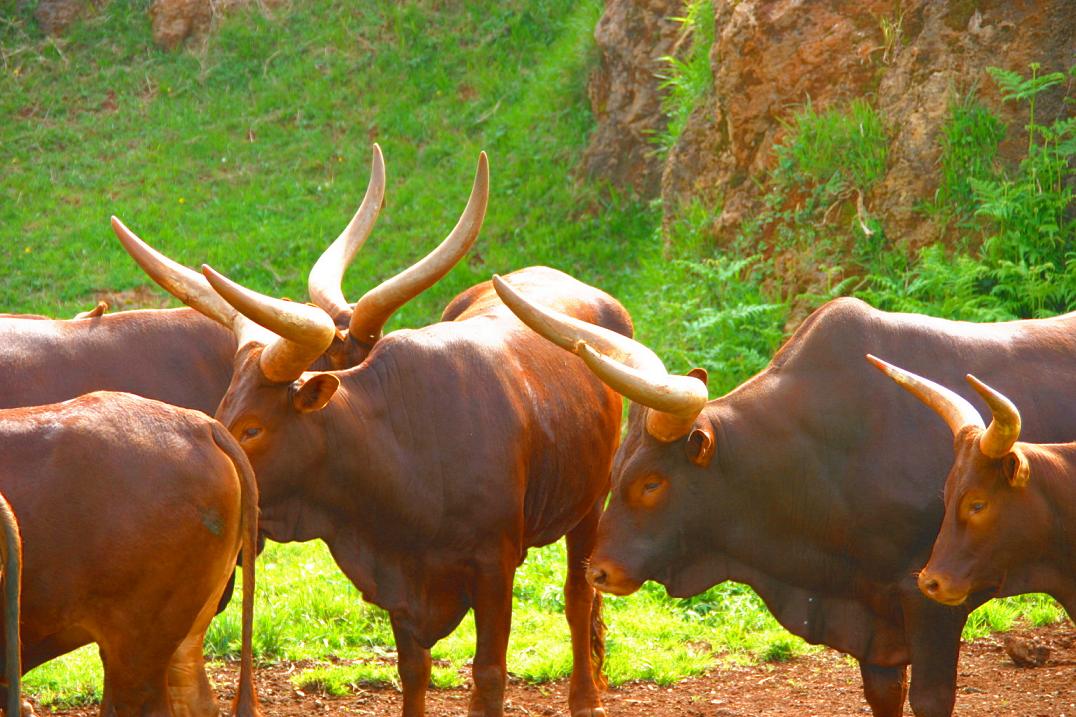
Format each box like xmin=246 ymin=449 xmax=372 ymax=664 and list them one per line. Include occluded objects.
xmin=165 ymin=629 xmax=219 ymax=717
xmin=468 ymin=563 xmax=514 ymax=717
xmin=564 ymin=499 xmax=606 ymax=717
xmin=97 ymin=640 xmax=173 ymax=717
xmin=391 ymin=616 xmax=431 ymax=717
xmin=859 ymin=662 xmax=907 ymax=717
xmin=902 ymin=595 xmax=965 ymax=717
xmin=167 ymin=540 xmax=241 ymax=717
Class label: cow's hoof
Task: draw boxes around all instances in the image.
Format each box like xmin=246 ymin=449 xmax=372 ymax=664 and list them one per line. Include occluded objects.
xmin=571 ymin=709 xmax=608 ymax=717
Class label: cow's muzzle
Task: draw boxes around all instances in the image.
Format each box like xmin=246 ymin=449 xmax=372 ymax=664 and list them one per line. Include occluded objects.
xmin=587 ymin=560 xmax=643 ymax=596
xmin=917 ymin=569 xmax=968 ymax=606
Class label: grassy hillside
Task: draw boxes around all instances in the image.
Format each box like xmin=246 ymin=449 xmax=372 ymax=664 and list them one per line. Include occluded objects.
xmin=1 ymin=0 xmax=1067 ymax=708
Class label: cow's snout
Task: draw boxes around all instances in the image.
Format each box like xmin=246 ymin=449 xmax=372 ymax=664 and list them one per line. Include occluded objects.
xmin=917 ymin=569 xmax=968 ymax=606
xmin=586 ymin=559 xmax=641 ymax=596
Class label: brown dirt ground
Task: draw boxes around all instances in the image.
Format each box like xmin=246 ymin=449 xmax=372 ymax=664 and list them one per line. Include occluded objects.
xmin=44 ymin=621 xmax=1074 ymax=717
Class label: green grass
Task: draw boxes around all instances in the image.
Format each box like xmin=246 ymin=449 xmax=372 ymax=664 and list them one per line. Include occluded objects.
xmin=3 ymin=1 xmax=1069 ymax=708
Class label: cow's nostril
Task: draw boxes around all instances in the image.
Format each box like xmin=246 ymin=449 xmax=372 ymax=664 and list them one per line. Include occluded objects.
xmin=587 ymin=566 xmax=608 ymax=587
xmin=923 ymin=578 xmax=939 ymax=594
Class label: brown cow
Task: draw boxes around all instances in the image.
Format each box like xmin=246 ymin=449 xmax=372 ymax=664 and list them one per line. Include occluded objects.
xmin=0 ymin=392 xmax=260 ymax=717
xmin=0 ymin=309 xmax=235 ymax=413
xmin=111 ymin=153 xmax=629 ymax=717
xmin=867 ymin=355 xmax=1076 ymax=618
xmin=493 ymin=280 xmax=1076 ymax=717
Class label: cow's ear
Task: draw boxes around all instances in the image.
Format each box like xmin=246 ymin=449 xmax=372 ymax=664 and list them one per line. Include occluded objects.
xmin=688 ymin=367 xmax=709 ymax=386
xmin=1003 ymin=448 xmax=1030 ymax=488
xmin=293 ymin=373 xmax=340 ymax=413
xmin=685 ymin=422 xmax=715 ymax=467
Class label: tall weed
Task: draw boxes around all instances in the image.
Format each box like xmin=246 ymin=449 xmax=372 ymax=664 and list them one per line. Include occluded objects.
xmin=653 ymin=0 xmax=715 ymax=153
xmin=866 ymin=62 xmax=1075 ymax=319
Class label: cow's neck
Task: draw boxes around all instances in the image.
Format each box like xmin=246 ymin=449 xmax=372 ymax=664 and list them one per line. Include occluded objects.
xmin=1014 ymin=442 xmax=1076 ymax=603
xmin=704 ymin=379 xmax=865 ymax=592
xmin=258 ymin=365 xmax=448 ymax=602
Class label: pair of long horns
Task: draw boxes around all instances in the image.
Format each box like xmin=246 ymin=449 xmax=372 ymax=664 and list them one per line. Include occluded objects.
xmin=113 ymin=146 xmax=489 ymax=383
xmin=866 ymin=355 xmax=1022 ymax=458
xmin=492 ymin=276 xmax=708 ymax=442
xmin=308 ymin=146 xmax=490 ymax=346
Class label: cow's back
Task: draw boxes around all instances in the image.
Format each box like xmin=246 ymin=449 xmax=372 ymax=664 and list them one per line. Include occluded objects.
xmin=0 ymin=308 xmax=236 ymax=413
xmin=740 ymin=297 xmax=1076 ymax=581
xmin=0 ymin=392 xmax=242 ymax=643
xmin=356 ymin=267 xmax=627 ymax=550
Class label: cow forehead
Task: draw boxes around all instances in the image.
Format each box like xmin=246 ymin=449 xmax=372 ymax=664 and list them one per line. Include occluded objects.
xmin=216 ymin=347 xmax=289 ymax=424
xmin=612 ymin=429 xmax=683 ymax=485
xmin=949 ymin=441 xmax=1003 ymax=494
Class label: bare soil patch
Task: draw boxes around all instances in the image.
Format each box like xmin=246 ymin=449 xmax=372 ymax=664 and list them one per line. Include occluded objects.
xmin=44 ymin=621 xmax=1074 ymax=716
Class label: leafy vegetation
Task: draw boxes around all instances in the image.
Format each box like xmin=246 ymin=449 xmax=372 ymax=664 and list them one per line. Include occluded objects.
xmin=861 ymin=63 xmax=1076 ymax=320
xmin=0 ymin=1 xmax=1070 ymax=708
xmin=654 ymin=0 xmax=715 ymax=153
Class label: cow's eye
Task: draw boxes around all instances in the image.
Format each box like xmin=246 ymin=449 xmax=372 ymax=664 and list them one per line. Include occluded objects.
xmin=643 ymin=480 xmax=662 ymax=493
xmin=969 ymin=501 xmax=987 ymax=514
xmin=239 ymin=425 xmax=263 ymax=442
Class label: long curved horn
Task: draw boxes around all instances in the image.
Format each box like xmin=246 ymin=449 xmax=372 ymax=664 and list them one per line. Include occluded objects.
xmin=112 ymin=216 xmax=239 ymax=328
xmin=493 ymin=275 xmax=707 ymax=442
xmin=866 ymin=355 xmax=985 ymax=437
xmin=202 ymin=265 xmax=336 ymax=383
xmin=576 ymin=343 xmax=709 ymax=441
xmin=111 ymin=216 xmax=274 ymax=349
xmin=348 ymin=151 xmax=489 ymax=346
xmin=492 ymin=275 xmax=662 ymax=370
xmin=966 ymin=374 xmax=1022 ymax=458
xmin=308 ymin=144 xmax=386 ymax=322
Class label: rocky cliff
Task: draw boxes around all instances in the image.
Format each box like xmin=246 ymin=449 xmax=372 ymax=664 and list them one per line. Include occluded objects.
xmin=585 ymin=0 xmax=1075 ymax=249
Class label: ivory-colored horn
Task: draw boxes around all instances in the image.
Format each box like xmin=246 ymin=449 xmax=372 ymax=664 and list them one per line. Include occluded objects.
xmin=202 ymin=265 xmax=337 ymax=384
xmin=575 ymin=342 xmax=709 ymax=441
xmin=866 ymin=354 xmax=985 ymax=437
xmin=492 ymin=274 xmax=663 ymax=371
xmin=494 ymin=275 xmax=707 ymax=442
xmin=308 ymin=144 xmax=386 ymax=322
xmin=966 ymin=374 xmax=1022 ymax=458
xmin=348 ymin=151 xmax=489 ymax=346
xmin=112 ymin=216 xmax=274 ymax=350
xmin=111 ymin=216 xmax=239 ymax=328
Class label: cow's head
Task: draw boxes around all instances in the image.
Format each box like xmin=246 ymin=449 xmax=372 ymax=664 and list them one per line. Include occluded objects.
xmin=867 ymin=355 xmax=1033 ymax=606
xmin=112 ymin=148 xmax=488 ymax=503
xmin=493 ymin=277 xmax=718 ymax=597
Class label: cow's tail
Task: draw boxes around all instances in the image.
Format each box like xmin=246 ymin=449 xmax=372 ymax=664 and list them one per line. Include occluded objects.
xmin=211 ymin=423 xmax=262 ymax=717
xmin=0 ymin=492 xmax=21 ymax=717
xmin=590 ymin=589 xmax=607 ymax=690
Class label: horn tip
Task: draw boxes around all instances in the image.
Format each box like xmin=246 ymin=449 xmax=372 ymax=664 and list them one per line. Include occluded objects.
xmin=865 ymin=353 xmax=888 ymax=372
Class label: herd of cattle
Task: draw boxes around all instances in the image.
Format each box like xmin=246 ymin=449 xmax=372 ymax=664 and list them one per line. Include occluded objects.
xmin=0 ymin=146 xmax=1072 ymax=717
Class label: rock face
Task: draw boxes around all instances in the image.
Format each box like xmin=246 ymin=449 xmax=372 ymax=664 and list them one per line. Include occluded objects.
xmin=586 ymin=0 xmax=1076 ymax=247
xmin=148 ymin=0 xmax=213 ymax=50
xmin=582 ymin=0 xmax=687 ymax=197
xmin=34 ymin=0 xmax=96 ymax=35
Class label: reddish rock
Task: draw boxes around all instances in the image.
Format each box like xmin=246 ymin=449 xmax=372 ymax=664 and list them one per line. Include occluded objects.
xmin=1004 ymin=634 xmax=1051 ymax=668
xmin=148 ymin=0 xmax=212 ymax=50
xmin=582 ymin=0 xmax=687 ymax=197
xmin=148 ymin=0 xmax=283 ymax=50
xmin=586 ymin=0 xmax=1075 ymax=252
xmin=34 ymin=0 xmax=97 ymax=36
